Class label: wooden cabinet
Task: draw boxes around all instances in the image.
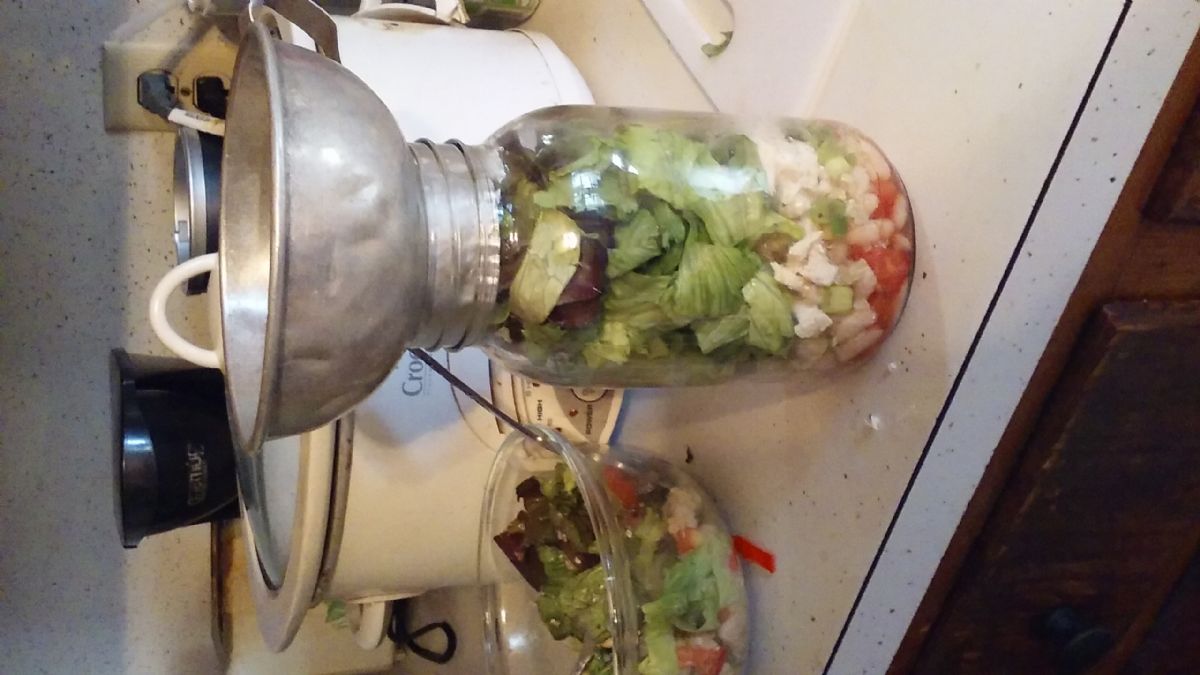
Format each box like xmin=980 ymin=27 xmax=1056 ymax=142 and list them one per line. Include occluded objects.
xmin=1125 ymin=547 xmax=1200 ymax=675
xmin=913 ymin=302 xmax=1200 ymax=674
xmin=894 ymin=31 xmax=1200 ymax=675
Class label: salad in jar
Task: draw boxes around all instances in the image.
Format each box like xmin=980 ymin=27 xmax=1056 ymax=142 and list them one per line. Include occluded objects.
xmin=488 ymin=108 xmax=914 ymax=386
xmin=491 ymin=455 xmax=748 ymax=675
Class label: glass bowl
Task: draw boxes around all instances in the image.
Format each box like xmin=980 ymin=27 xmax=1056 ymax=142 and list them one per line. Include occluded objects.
xmin=477 ymin=426 xmax=749 ymax=674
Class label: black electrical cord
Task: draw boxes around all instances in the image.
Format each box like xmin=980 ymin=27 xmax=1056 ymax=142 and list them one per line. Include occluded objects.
xmin=387 ymin=599 xmax=458 ymax=665
xmin=409 ymin=349 xmax=542 ymax=443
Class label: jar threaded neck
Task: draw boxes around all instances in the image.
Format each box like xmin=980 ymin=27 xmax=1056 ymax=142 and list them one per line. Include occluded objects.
xmin=407 ymin=140 xmax=503 ymax=351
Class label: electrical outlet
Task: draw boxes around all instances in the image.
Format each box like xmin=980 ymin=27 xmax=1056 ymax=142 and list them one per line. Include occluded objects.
xmin=102 ymin=3 xmax=239 ymax=132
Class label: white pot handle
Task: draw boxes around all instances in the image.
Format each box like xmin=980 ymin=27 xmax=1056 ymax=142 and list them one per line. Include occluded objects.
xmin=350 ymin=601 xmax=391 ymax=650
xmin=149 ymin=253 xmax=221 ymax=369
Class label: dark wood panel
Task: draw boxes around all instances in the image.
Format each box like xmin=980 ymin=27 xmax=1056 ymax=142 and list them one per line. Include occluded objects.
xmin=1114 ymin=222 xmax=1200 ymax=299
xmin=913 ymin=301 xmax=1200 ymax=675
xmin=1124 ymin=547 xmax=1200 ymax=675
xmin=1145 ymin=103 xmax=1200 ymax=224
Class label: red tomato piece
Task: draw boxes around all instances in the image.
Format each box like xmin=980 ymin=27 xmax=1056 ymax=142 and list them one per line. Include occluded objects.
xmin=869 ymin=291 xmax=899 ymax=331
xmin=851 ymin=245 xmax=911 ymax=329
xmin=603 ymin=465 xmax=639 ymax=511
xmin=732 ymin=535 xmax=776 ymax=574
xmin=852 ymin=245 xmax=910 ymax=295
xmin=871 ymin=178 xmax=899 ymax=220
xmin=676 ymin=643 xmax=727 ymax=675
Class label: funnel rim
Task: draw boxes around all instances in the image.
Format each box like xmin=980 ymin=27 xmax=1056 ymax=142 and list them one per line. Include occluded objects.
xmin=219 ymin=21 xmax=288 ymax=460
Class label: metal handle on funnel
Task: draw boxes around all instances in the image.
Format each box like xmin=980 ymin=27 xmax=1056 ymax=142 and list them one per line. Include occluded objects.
xmin=242 ymin=0 xmax=342 ymax=63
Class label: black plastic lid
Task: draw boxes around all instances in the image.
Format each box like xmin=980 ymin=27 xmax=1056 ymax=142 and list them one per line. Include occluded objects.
xmin=111 ymin=349 xmax=238 ymax=548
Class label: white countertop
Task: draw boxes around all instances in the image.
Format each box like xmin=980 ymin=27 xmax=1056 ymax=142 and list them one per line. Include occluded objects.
xmin=1 ymin=1 xmax=1195 ymax=674
xmin=828 ymin=3 xmax=1199 ymax=672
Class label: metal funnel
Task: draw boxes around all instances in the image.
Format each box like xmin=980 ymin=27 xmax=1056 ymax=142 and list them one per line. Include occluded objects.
xmin=219 ymin=15 xmax=427 ymax=455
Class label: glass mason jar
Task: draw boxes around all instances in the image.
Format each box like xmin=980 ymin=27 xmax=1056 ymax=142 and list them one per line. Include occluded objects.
xmin=412 ymin=106 xmax=914 ymax=387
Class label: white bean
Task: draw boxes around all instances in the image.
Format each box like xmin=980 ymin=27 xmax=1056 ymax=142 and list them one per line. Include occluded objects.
xmin=847 ymin=165 xmax=871 ymax=197
xmin=855 ymin=138 xmax=892 ymax=181
xmin=853 ymin=266 xmax=877 ymax=300
xmin=834 ymin=307 xmax=877 ymax=344
xmin=798 ymin=282 xmax=823 ymax=305
xmin=835 ymin=328 xmax=885 ymax=362
xmin=793 ymin=337 xmax=830 ymax=363
xmin=845 ymin=221 xmax=881 ymax=247
xmin=782 ymin=195 xmax=812 ymax=219
xmin=858 ymin=192 xmax=880 ymax=221
xmin=892 ymin=194 xmax=910 ymax=230
xmin=718 ymin=607 xmax=749 ymax=656
xmin=771 ymin=262 xmax=808 ymax=293
xmin=827 ymin=241 xmax=849 ymax=264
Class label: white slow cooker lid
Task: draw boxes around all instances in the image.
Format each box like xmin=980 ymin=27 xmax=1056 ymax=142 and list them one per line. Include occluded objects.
xmin=258 ymin=436 xmax=300 ymax=582
xmin=241 ymin=422 xmax=338 ymax=652
xmin=244 ymin=349 xmax=505 ymax=653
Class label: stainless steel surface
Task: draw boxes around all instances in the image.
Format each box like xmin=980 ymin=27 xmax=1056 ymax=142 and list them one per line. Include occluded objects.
xmin=454 ymin=141 xmax=503 ymax=348
xmin=192 ymin=0 xmax=361 ymax=15
xmin=173 ymin=130 xmax=201 ymax=270
xmin=312 ymin=415 xmax=353 ymax=603
xmin=407 ymin=142 xmax=500 ymax=351
xmin=427 ymin=142 xmax=478 ymax=350
xmin=407 ymin=142 xmax=455 ymax=349
xmin=173 ymin=128 xmax=222 ymax=295
xmin=219 ymin=21 xmax=425 ymax=457
xmin=173 ymin=130 xmax=199 ymax=268
xmin=248 ymin=0 xmax=342 ymax=63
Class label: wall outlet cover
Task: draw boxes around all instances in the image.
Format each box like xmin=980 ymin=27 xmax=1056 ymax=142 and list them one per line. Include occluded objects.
xmin=103 ymin=3 xmax=238 ymax=132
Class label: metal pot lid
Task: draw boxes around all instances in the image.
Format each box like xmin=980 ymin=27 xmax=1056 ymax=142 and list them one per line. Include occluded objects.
xmin=250 ymin=434 xmax=302 ymax=585
xmin=241 ymin=420 xmax=341 ymax=651
xmin=173 ymin=128 xmax=222 ymax=295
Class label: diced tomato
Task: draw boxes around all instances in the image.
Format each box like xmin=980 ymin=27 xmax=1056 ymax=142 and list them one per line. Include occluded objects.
xmin=870 ymin=178 xmax=900 ymax=220
xmin=673 ymin=526 xmax=700 ymax=555
xmin=852 ymin=245 xmax=910 ymax=295
xmin=625 ymin=510 xmax=644 ymax=528
xmin=732 ymin=535 xmax=776 ymax=574
xmin=851 ymin=245 xmax=911 ymax=329
xmin=603 ymin=465 xmax=639 ymax=511
xmin=868 ymin=291 xmax=899 ymax=331
xmin=676 ymin=643 xmax=727 ymax=675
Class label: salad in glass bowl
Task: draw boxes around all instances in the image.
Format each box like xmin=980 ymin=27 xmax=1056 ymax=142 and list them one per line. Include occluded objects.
xmin=478 ymin=427 xmax=748 ymax=675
